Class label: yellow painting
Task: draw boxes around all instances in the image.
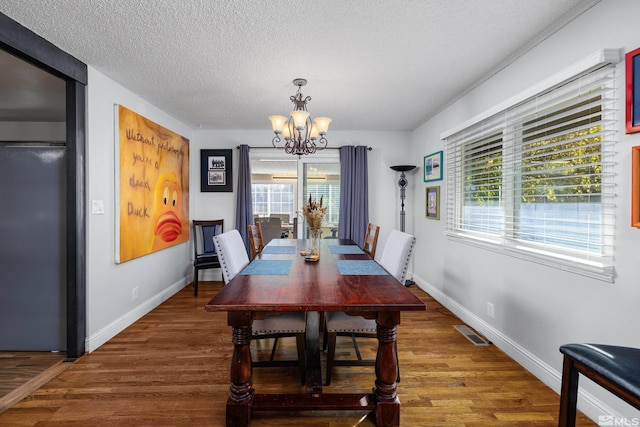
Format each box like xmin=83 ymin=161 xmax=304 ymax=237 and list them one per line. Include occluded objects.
xmin=117 ymin=105 xmax=190 ymax=263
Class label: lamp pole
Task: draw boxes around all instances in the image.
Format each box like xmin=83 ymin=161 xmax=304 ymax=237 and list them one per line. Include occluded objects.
xmin=390 ymin=165 xmax=416 ymax=286
xmin=390 ymin=165 xmax=416 ymax=233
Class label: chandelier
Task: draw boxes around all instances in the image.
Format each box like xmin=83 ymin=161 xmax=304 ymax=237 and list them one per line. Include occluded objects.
xmin=269 ymin=78 xmax=332 ymax=156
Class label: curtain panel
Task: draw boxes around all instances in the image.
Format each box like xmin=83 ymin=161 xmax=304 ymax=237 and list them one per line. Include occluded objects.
xmin=235 ymin=144 xmax=253 ymax=255
xmin=338 ymin=145 xmax=369 ymax=246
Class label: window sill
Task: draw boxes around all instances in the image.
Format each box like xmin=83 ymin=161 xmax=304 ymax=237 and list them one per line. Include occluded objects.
xmin=444 ymin=231 xmax=614 ymax=283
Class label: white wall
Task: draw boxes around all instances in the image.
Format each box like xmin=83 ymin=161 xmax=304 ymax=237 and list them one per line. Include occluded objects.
xmin=410 ymin=0 xmax=640 ymax=421
xmin=86 ymin=66 xmax=194 ymax=351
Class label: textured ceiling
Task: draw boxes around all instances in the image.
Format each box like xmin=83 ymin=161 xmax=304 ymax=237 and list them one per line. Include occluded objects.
xmin=0 ymin=0 xmax=599 ymax=131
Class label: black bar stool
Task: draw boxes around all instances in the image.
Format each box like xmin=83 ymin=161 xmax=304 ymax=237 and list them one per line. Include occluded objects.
xmin=559 ymin=343 xmax=640 ymax=426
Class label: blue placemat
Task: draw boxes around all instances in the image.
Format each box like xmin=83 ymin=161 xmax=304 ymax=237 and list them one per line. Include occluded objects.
xmin=261 ymin=245 xmax=297 ymax=254
xmin=329 ymin=245 xmax=364 ymax=255
xmin=336 ymin=260 xmax=388 ymax=275
xmin=240 ymin=260 xmax=292 ymax=275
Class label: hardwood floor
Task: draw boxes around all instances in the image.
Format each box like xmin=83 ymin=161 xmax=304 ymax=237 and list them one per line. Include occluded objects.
xmin=0 ymin=352 xmax=68 ymax=413
xmin=0 ymin=281 xmax=595 ymax=426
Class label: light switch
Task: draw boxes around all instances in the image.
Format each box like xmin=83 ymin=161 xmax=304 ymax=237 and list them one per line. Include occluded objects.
xmin=91 ymin=200 xmax=105 ymax=215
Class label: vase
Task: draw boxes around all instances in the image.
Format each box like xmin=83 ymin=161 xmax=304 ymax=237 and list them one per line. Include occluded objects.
xmin=308 ymin=228 xmax=321 ymax=257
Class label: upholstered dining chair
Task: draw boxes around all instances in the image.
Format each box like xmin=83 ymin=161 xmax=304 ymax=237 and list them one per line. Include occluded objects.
xmin=323 ymin=229 xmax=416 ymax=385
xmin=363 ymin=223 xmax=380 ymax=258
xmin=213 ymin=229 xmax=307 ymax=382
xmin=257 ymin=216 xmax=282 ymax=246
xmin=247 ymin=223 xmax=264 ymax=259
xmin=192 ymin=219 xmax=223 ymax=296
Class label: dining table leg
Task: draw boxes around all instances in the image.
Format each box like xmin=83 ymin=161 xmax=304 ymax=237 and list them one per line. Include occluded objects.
xmin=374 ymin=311 xmax=401 ymax=427
xmin=226 ymin=312 xmax=253 ymax=427
xmin=304 ymin=311 xmax=323 ymax=394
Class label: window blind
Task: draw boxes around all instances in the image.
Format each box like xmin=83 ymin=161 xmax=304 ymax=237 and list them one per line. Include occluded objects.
xmin=445 ymin=65 xmax=616 ymax=281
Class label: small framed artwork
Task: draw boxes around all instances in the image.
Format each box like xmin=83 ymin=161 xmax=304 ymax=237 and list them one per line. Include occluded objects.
xmin=626 ymin=47 xmax=640 ymax=134
xmin=425 ymin=186 xmax=440 ymax=220
xmin=201 ymin=149 xmax=232 ymax=192
xmin=424 ymin=151 xmax=443 ymax=182
xmin=632 ymin=146 xmax=640 ymax=228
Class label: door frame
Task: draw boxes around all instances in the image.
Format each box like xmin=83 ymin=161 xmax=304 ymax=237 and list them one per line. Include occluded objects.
xmin=0 ymin=13 xmax=87 ymax=359
xmin=249 ymin=148 xmax=340 ymax=237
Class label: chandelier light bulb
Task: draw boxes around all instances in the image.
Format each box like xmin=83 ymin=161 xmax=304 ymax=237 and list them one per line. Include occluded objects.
xmin=309 ymin=122 xmax=319 ymax=140
xmin=282 ymin=123 xmax=292 ymax=140
xmin=313 ymin=117 xmax=332 ymax=134
xmin=290 ymin=110 xmax=310 ymax=129
xmin=269 ymin=115 xmax=288 ymax=133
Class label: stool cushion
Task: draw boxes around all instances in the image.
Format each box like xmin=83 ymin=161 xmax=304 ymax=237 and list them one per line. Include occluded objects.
xmin=560 ymin=343 xmax=640 ymax=398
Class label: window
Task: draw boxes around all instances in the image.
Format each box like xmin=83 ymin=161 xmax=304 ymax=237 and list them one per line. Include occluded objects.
xmin=304 ymin=182 xmax=340 ymax=225
xmin=445 ymin=63 xmax=616 ymax=281
xmin=302 ymin=162 xmax=341 ymax=229
xmin=251 ymin=183 xmax=294 ymax=217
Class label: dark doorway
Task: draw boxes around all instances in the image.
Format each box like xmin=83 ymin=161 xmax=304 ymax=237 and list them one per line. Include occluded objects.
xmin=0 ymin=12 xmax=86 ymax=359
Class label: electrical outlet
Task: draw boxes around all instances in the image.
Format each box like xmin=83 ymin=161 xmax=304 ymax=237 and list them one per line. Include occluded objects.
xmin=91 ymin=199 xmax=105 ymax=215
xmin=132 ymin=287 xmax=139 ymax=301
xmin=487 ymin=302 xmax=495 ymax=319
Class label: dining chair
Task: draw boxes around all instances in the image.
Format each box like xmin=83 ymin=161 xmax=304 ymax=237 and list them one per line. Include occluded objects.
xmin=213 ymin=229 xmax=307 ymax=382
xmin=257 ymin=216 xmax=282 ymax=245
xmin=291 ymin=216 xmax=298 ymax=239
xmin=323 ymin=229 xmax=416 ymax=385
xmin=271 ymin=214 xmax=292 ymax=238
xmin=270 ymin=213 xmax=290 ymax=224
xmin=192 ymin=219 xmax=223 ymax=296
xmin=558 ymin=343 xmax=640 ymax=426
xmin=247 ymin=223 xmax=263 ymax=259
xmin=363 ymin=223 xmax=380 ymax=258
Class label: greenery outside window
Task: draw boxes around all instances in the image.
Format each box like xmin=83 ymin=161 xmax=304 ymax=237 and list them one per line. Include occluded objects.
xmin=445 ymin=64 xmax=616 ymax=281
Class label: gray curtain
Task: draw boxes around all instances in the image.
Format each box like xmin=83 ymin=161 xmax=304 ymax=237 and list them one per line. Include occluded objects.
xmin=235 ymin=144 xmax=253 ymax=255
xmin=338 ymin=145 xmax=369 ymax=246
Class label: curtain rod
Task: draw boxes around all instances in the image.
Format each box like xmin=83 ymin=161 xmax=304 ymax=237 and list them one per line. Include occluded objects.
xmin=236 ymin=145 xmax=372 ymax=151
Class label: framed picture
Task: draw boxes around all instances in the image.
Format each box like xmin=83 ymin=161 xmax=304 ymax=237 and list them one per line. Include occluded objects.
xmin=425 ymin=186 xmax=440 ymax=220
xmin=115 ymin=105 xmax=190 ymax=263
xmin=201 ymin=149 xmax=232 ymax=192
xmin=626 ymin=47 xmax=640 ymax=134
xmin=632 ymin=146 xmax=640 ymax=228
xmin=424 ymin=151 xmax=443 ymax=182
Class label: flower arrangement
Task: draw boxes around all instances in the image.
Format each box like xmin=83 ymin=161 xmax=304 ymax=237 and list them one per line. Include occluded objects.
xmin=301 ymin=195 xmax=327 ymax=231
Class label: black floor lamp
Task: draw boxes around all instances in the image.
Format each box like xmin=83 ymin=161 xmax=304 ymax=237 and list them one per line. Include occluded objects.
xmin=390 ymin=165 xmax=416 ymax=286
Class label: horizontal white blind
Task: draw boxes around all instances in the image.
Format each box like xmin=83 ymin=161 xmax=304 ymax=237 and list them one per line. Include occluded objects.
xmin=445 ymin=65 xmax=616 ymax=279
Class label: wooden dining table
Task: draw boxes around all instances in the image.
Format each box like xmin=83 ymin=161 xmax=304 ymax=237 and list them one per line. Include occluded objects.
xmin=205 ymin=238 xmax=426 ymax=426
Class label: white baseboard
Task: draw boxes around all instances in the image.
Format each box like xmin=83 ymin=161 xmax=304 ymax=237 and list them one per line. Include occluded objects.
xmin=85 ymin=277 xmax=188 ymax=353
xmin=411 ymin=274 xmax=620 ymax=424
